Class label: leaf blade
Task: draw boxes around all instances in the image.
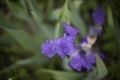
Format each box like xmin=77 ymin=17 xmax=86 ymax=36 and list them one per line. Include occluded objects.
xmin=95 ymin=54 xmax=108 ymax=79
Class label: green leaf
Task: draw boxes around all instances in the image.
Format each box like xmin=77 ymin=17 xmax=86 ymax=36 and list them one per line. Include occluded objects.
xmin=26 ymin=0 xmax=42 ymax=16
xmin=70 ymin=12 xmax=87 ymax=36
xmin=28 ymin=0 xmax=53 ymax=39
xmin=51 ymin=8 xmax=62 ymax=20
xmin=70 ymin=0 xmax=87 ymax=36
xmin=54 ymin=0 xmax=70 ymax=38
xmin=46 ymin=0 xmax=54 ymax=14
xmin=0 ymin=56 xmax=48 ymax=74
xmin=31 ymin=11 xmax=53 ymax=39
xmin=62 ymin=57 xmax=72 ymax=71
xmin=70 ymin=11 xmax=86 ymax=35
xmin=106 ymin=6 xmax=115 ymax=28
xmin=95 ymin=54 xmax=108 ymax=79
xmin=40 ymin=69 xmax=86 ymax=80
xmin=103 ymin=41 xmax=117 ymax=53
xmin=6 ymin=0 xmax=44 ymax=39
xmin=5 ymin=29 xmax=40 ymax=53
xmin=107 ymin=6 xmax=120 ymax=49
xmin=102 ymin=27 xmax=113 ymax=40
xmin=0 ymin=12 xmax=17 ymax=29
xmin=85 ymin=71 xmax=96 ymax=80
xmin=6 ymin=0 xmax=30 ymax=21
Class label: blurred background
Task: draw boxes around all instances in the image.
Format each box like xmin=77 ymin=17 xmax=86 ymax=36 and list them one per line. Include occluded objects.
xmin=0 ymin=0 xmax=120 ymax=80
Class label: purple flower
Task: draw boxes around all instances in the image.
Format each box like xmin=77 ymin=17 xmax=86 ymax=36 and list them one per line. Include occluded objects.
xmin=41 ymin=22 xmax=104 ymax=71
xmin=41 ymin=23 xmax=79 ymax=59
xmin=92 ymin=6 xmax=105 ymax=24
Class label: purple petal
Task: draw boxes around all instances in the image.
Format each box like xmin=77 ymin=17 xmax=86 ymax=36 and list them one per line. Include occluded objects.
xmin=83 ymin=63 xmax=92 ymax=71
xmin=79 ymin=52 xmax=93 ymax=71
xmin=92 ymin=6 xmax=105 ymax=24
xmin=41 ymin=39 xmax=58 ymax=57
xmin=41 ymin=38 xmax=66 ymax=58
xmin=80 ymin=37 xmax=88 ymax=43
xmin=86 ymin=52 xmax=96 ymax=64
xmin=69 ymin=54 xmax=84 ymax=71
xmin=79 ymin=37 xmax=88 ymax=48
xmin=62 ymin=23 xmax=79 ymax=36
xmin=69 ymin=51 xmax=95 ymax=71
xmin=59 ymin=34 xmax=77 ymax=55
xmin=41 ymin=34 xmax=78 ymax=59
xmin=79 ymin=37 xmax=88 ymax=46
xmin=55 ymin=38 xmax=66 ymax=58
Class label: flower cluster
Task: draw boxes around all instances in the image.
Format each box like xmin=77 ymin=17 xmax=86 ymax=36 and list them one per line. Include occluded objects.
xmin=41 ymin=6 xmax=105 ymax=71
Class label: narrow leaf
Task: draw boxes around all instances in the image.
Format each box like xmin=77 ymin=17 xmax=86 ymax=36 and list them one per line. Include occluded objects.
xmin=40 ymin=69 xmax=85 ymax=80
xmin=95 ymin=54 xmax=108 ymax=79
xmin=0 ymin=56 xmax=48 ymax=74
xmin=5 ymin=29 xmax=39 ymax=53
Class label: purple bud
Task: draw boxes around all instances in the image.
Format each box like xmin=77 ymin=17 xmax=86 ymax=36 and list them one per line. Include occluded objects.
xmin=92 ymin=6 xmax=105 ymax=24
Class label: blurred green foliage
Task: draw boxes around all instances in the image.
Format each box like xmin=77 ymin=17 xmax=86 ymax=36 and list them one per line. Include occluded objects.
xmin=0 ymin=0 xmax=120 ymax=80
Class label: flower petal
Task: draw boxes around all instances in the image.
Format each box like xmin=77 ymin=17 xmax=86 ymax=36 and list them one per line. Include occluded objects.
xmin=69 ymin=54 xmax=83 ymax=71
xmin=68 ymin=51 xmax=96 ymax=71
xmin=41 ymin=34 xmax=78 ymax=58
xmin=62 ymin=23 xmax=79 ymax=36
xmin=41 ymin=39 xmax=58 ymax=57
xmin=79 ymin=37 xmax=88 ymax=47
xmin=86 ymin=52 xmax=96 ymax=64
xmin=59 ymin=34 xmax=77 ymax=56
xmin=83 ymin=63 xmax=92 ymax=71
